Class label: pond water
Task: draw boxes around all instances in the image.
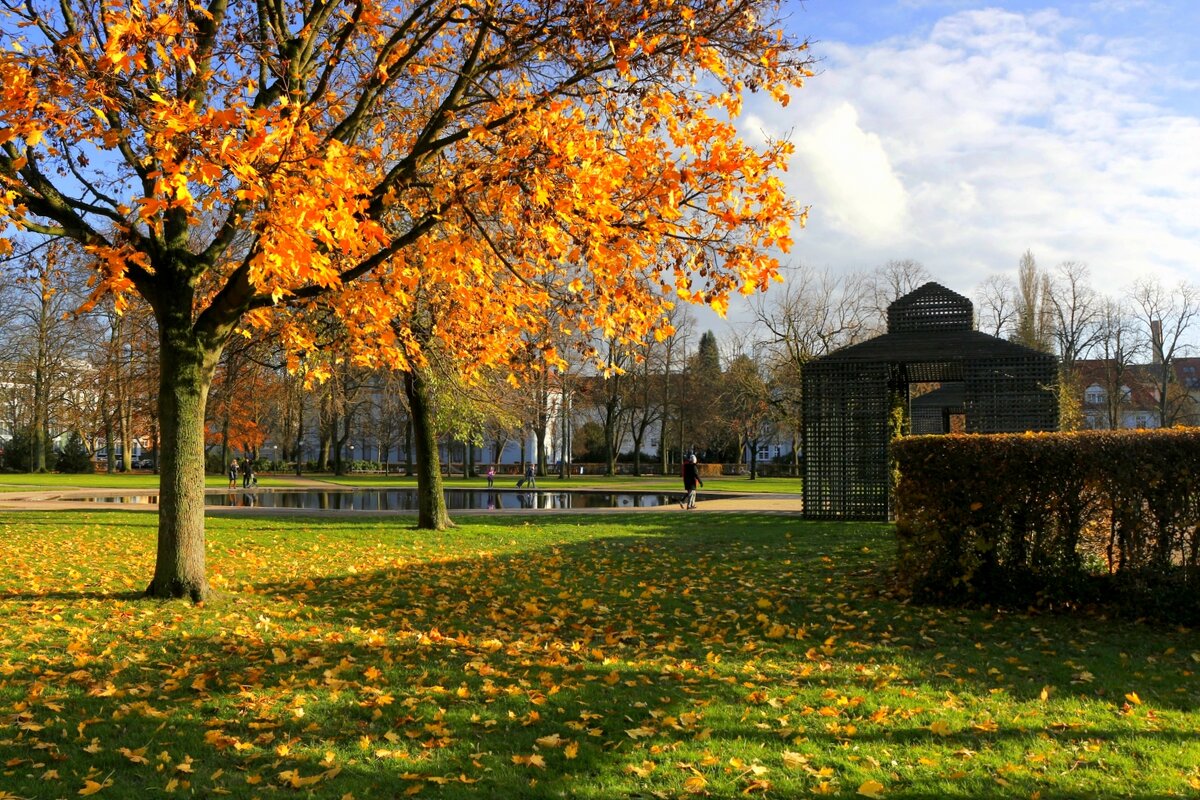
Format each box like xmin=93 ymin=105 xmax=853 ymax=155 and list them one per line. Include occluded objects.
xmin=78 ymin=488 xmax=700 ymax=511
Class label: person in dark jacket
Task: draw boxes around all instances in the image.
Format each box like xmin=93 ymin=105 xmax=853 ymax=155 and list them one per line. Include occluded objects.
xmin=681 ymin=454 xmax=703 ymax=509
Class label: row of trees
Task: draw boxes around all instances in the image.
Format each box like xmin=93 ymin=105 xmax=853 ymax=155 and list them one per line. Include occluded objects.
xmin=6 ymin=255 xmax=1195 ymax=487
xmin=0 ymin=244 xmax=158 ymax=473
xmin=0 ymin=253 xmax=912 ymax=485
xmin=751 ymin=256 xmax=1199 ymax=435
xmin=0 ymin=272 xmax=792 ymax=480
xmin=978 ymin=252 xmax=1199 ymax=428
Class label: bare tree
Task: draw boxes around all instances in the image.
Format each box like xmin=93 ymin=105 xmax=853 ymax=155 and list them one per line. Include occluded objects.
xmin=723 ymin=339 xmax=773 ymax=479
xmin=657 ymin=305 xmax=692 ymax=475
xmin=1130 ymin=278 xmax=1199 ymax=427
xmin=868 ymin=259 xmax=931 ymax=327
xmin=1046 ymin=261 xmax=1102 ymax=430
xmin=752 ymin=266 xmax=874 ymax=369
xmin=623 ymin=338 xmax=666 ymax=476
xmin=1048 ymin=262 xmax=1103 ymax=373
xmin=976 ymin=274 xmax=1017 ymax=338
xmin=1014 ymin=250 xmax=1053 ymax=352
xmin=1 ymin=245 xmax=94 ymax=471
xmin=592 ymin=335 xmax=633 ymax=475
xmin=1093 ymin=298 xmax=1143 ymax=430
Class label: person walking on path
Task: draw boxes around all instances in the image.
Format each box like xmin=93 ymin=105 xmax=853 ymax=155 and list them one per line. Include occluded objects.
xmin=517 ymin=463 xmax=536 ymax=489
xmin=243 ymin=459 xmax=254 ymax=488
xmin=228 ymin=459 xmax=239 ymax=490
xmin=681 ymin=454 xmax=703 ymax=509
xmin=486 ymin=466 xmax=495 ymax=488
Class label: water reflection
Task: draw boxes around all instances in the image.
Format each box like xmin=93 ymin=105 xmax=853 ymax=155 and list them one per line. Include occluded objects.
xmin=81 ymin=488 xmax=698 ymax=510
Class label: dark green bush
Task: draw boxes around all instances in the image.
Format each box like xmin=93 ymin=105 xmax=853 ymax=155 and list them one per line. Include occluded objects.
xmin=57 ymin=431 xmax=94 ymax=473
xmin=1 ymin=427 xmax=58 ymax=472
xmin=892 ymin=429 xmax=1200 ymax=623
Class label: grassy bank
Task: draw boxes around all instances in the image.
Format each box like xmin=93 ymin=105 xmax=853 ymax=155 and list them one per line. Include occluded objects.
xmin=0 ymin=511 xmax=1195 ymax=798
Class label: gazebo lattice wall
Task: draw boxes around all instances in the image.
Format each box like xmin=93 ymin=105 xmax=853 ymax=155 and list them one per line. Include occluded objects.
xmin=802 ymin=282 xmax=1059 ymax=520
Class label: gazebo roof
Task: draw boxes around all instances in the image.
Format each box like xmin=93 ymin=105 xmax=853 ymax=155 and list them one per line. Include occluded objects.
xmin=886 ymin=282 xmax=973 ymax=333
xmin=813 ymin=282 xmax=1054 ymax=367
xmin=812 ymin=328 xmax=1053 ymax=365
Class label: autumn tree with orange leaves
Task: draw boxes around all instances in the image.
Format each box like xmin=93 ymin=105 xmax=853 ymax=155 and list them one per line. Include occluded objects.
xmin=0 ymin=0 xmax=809 ymax=600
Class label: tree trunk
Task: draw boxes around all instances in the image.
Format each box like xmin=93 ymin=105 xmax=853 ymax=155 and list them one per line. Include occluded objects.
xmin=150 ymin=415 xmax=160 ymax=474
xmin=294 ymin=401 xmax=305 ymax=476
xmin=103 ymin=402 xmax=115 ymax=474
xmin=604 ymin=424 xmax=617 ymax=476
xmin=404 ymin=417 xmax=414 ymax=476
xmin=146 ymin=322 xmax=220 ymax=602
xmin=404 ymin=368 xmax=452 ymax=530
xmin=659 ymin=414 xmax=670 ymax=476
xmin=119 ymin=397 xmax=133 ymax=473
xmin=32 ymin=362 xmax=48 ymax=473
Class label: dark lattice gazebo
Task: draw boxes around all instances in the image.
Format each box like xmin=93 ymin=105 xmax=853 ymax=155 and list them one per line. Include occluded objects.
xmin=802 ymin=282 xmax=1058 ymax=520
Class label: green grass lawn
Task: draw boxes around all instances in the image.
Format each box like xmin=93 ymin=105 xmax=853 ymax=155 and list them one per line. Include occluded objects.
xmin=0 ymin=511 xmax=1196 ymax=799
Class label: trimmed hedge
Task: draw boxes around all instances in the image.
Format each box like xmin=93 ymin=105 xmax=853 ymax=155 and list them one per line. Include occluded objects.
xmin=892 ymin=428 xmax=1200 ymax=622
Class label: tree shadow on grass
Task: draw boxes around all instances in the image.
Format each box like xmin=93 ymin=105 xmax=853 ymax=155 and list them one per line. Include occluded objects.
xmin=247 ymin=513 xmax=1200 ymax=712
xmin=1 ymin=512 xmax=1197 ymax=798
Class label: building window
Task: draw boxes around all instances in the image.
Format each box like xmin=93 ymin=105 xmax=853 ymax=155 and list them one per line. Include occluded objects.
xmin=1085 ymin=385 xmax=1105 ymax=405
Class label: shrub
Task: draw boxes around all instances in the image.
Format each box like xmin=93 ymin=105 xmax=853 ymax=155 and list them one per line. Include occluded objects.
xmin=57 ymin=432 xmax=94 ymax=473
xmin=1 ymin=427 xmax=58 ymax=472
xmin=892 ymin=429 xmax=1200 ymax=623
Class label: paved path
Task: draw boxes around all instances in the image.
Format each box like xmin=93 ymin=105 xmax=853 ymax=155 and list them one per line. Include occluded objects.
xmin=0 ymin=478 xmax=802 ymax=515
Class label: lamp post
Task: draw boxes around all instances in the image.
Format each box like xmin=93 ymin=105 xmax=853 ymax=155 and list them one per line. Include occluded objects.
xmin=348 ymin=443 xmax=355 ymax=472
xmin=272 ymin=444 xmax=278 ymax=473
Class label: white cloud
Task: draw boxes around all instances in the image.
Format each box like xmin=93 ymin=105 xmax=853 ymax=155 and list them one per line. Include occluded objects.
xmin=733 ymin=4 xmax=1200 ymax=313
xmin=783 ymin=103 xmax=910 ymax=242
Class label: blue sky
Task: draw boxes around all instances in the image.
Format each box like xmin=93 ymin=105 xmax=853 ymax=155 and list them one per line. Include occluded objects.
xmin=709 ymin=0 xmax=1199 ymax=333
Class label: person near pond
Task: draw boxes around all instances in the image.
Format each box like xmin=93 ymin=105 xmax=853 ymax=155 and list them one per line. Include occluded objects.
xmin=681 ymin=454 xmax=703 ymax=510
xmin=228 ymin=459 xmax=239 ymax=490
xmin=243 ymin=459 xmax=255 ymax=489
xmin=486 ymin=465 xmax=495 ymax=488
xmin=517 ymin=463 xmax=536 ymax=489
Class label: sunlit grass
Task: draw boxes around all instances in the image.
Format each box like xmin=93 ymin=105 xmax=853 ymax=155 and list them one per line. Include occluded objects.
xmin=0 ymin=511 xmax=1195 ymax=798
